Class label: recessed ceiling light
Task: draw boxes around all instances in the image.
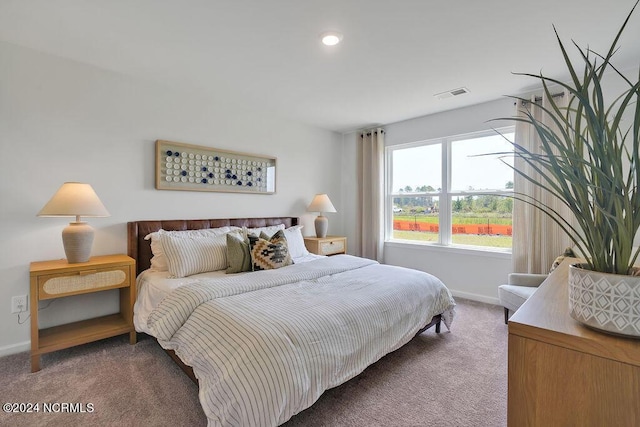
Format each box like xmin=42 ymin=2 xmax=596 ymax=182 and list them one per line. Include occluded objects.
xmin=320 ymin=31 xmax=343 ymax=46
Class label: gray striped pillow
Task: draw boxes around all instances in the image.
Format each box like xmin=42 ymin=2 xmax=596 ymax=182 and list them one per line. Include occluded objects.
xmin=145 ymin=226 xmax=238 ymax=272
xmin=161 ymin=231 xmax=229 ymax=278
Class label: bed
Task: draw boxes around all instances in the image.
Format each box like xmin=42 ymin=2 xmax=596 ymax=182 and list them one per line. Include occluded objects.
xmin=128 ymin=217 xmax=455 ymax=427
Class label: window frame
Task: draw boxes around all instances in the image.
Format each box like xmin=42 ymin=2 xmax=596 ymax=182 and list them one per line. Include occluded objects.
xmin=385 ymin=126 xmax=515 ymax=252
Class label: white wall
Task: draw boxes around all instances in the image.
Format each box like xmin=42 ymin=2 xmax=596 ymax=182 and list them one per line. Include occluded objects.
xmin=341 ymin=63 xmax=640 ymax=304
xmin=383 ymin=243 xmax=510 ymax=303
xmin=4 ymin=38 xmax=635 ymax=355
xmin=340 ymin=131 xmax=361 ymax=256
xmin=0 ymin=41 xmax=344 ymax=355
xmin=342 ymin=99 xmax=516 ymax=304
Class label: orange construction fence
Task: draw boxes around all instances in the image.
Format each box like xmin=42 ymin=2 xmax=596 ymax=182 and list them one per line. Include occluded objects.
xmin=393 ymin=219 xmax=512 ymax=236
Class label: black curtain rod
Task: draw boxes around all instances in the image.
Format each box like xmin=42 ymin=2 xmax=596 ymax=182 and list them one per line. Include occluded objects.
xmin=514 ymin=91 xmax=565 ymax=106
xmin=360 ymin=129 xmax=385 ymax=137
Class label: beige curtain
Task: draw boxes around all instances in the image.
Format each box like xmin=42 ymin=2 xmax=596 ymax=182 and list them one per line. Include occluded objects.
xmin=512 ymin=93 xmax=574 ymax=274
xmin=357 ymin=128 xmax=384 ymax=262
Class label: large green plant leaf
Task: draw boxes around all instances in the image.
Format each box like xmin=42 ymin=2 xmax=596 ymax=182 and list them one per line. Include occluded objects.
xmin=494 ymin=1 xmax=640 ymax=274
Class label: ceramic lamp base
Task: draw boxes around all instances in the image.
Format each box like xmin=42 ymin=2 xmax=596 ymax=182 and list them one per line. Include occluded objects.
xmin=314 ymin=215 xmax=329 ymax=238
xmin=62 ymin=222 xmax=94 ymax=263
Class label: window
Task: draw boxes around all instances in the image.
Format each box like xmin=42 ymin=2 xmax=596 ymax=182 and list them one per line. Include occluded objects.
xmin=387 ymin=128 xmax=514 ymax=250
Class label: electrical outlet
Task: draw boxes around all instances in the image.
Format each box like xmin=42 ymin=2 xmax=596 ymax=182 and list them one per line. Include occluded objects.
xmin=11 ymin=295 xmax=28 ymax=314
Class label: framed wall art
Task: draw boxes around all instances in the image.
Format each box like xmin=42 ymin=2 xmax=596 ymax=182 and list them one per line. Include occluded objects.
xmin=155 ymin=140 xmax=276 ymax=194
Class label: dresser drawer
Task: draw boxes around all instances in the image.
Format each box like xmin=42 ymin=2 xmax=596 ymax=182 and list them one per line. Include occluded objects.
xmin=38 ymin=266 xmax=131 ymax=299
xmin=319 ymin=239 xmax=345 ymax=255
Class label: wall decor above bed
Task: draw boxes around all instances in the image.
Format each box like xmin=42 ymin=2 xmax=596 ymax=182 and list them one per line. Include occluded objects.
xmin=155 ymin=140 xmax=276 ymax=194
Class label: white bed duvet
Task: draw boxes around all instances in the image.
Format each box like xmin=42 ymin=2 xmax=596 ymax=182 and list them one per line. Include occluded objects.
xmin=145 ymin=255 xmax=455 ymax=427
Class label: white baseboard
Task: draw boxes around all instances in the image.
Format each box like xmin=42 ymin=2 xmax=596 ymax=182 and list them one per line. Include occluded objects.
xmin=450 ymin=289 xmax=500 ymax=306
xmin=0 ymin=341 xmax=30 ymax=357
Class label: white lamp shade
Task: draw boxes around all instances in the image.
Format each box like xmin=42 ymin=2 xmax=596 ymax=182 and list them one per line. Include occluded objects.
xmin=307 ymin=194 xmax=337 ymax=213
xmin=38 ymin=182 xmax=109 ymax=263
xmin=38 ymin=182 xmax=110 ymax=218
xmin=307 ymin=194 xmax=336 ymax=238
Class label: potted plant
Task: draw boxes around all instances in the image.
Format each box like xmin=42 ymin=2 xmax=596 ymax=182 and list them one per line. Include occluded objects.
xmin=501 ymin=2 xmax=640 ymax=337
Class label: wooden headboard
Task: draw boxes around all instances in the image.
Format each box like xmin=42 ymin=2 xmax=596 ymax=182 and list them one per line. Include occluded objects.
xmin=127 ymin=217 xmax=299 ymax=276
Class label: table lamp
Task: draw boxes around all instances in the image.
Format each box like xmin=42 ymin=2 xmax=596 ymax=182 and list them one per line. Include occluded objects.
xmin=307 ymin=193 xmax=336 ymax=238
xmin=38 ymin=182 xmax=110 ymax=263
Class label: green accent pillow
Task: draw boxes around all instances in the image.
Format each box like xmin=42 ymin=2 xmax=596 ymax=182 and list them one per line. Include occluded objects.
xmin=226 ymin=232 xmax=252 ymax=274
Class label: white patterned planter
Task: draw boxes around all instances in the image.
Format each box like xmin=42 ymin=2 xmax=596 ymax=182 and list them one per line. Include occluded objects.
xmin=568 ymin=264 xmax=640 ymax=338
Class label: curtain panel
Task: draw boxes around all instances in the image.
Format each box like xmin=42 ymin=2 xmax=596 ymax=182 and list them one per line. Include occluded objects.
xmin=512 ymin=93 xmax=574 ymax=274
xmin=358 ymin=128 xmax=385 ymax=262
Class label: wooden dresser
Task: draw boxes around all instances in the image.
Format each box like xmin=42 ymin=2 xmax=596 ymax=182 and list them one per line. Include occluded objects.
xmin=508 ymin=258 xmax=640 ymax=426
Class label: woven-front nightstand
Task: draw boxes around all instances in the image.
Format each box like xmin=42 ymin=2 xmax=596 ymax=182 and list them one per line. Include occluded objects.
xmin=303 ymin=236 xmax=347 ymax=256
xmin=29 ymin=254 xmax=136 ymax=372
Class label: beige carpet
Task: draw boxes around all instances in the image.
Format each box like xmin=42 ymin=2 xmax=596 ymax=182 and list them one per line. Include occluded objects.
xmin=0 ymin=298 xmax=507 ymax=427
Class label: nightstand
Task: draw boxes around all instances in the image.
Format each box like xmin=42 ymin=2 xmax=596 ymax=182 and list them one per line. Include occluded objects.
xmin=304 ymin=236 xmax=347 ymax=256
xmin=29 ymin=254 xmax=136 ymax=372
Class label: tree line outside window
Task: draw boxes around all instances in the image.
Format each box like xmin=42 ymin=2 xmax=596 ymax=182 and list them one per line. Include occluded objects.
xmin=387 ymin=128 xmax=515 ymax=250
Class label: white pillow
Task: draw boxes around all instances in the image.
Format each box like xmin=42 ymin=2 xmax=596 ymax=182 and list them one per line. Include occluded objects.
xmin=246 ymin=224 xmax=285 ymax=238
xmin=283 ymin=225 xmax=309 ymax=258
xmin=144 ymin=226 xmax=237 ymax=272
xmin=145 ymin=231 xmax=169 ymax=271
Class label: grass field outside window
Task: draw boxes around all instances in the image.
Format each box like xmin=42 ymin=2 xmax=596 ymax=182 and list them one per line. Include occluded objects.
xmin=387 ymin=128 xmax=514 ymax=251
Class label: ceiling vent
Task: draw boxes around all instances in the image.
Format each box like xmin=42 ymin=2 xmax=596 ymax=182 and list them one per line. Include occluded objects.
xmin=434 ymin=87 xmax=470 ymax=100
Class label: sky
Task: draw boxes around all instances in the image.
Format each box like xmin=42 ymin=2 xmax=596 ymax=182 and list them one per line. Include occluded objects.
xmin=392 ymin=132 xmax=515 ymax=193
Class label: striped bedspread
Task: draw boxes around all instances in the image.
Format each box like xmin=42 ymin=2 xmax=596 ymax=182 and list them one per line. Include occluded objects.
xmin=148 ymin=255 xmax=455 ymax=427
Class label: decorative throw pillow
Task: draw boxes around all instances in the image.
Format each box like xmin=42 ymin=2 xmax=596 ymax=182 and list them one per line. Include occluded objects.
xmin=249 ymin=230 xmax=293 ymax=271
xmin=226 ymin=231 xmax=253 ymax=274
xmin=549 ymin=247 xmax=576 ymax=273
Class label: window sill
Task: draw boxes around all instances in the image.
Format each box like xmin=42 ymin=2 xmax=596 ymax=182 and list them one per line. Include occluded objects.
xmin=385 ymin=239 xmax=512 ymax=260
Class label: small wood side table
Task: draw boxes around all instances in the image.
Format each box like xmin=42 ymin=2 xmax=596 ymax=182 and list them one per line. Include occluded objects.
xmin=29 ymin=254 xmax=136 ymax=372
xmin=303 ymin=236 xmax=347 ymax=256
